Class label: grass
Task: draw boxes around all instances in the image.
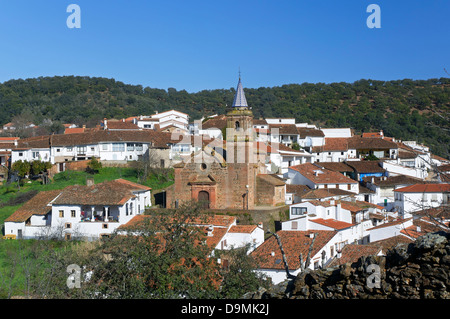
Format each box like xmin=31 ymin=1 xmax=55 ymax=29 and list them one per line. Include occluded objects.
xmin=0 ymin=239 xmax=77 ymax=298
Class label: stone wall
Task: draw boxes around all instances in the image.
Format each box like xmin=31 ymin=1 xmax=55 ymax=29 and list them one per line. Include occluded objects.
xmin=245 ymin=231 xmax=450 ymax=299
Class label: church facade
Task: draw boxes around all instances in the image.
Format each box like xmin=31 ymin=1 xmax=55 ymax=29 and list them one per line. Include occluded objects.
xmin=165 ymin=77 xmax=286 ymax=210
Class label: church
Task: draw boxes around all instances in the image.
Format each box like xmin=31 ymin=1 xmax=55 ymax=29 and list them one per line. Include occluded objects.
xmin=165 ymin=76 xmax=286 ymax=210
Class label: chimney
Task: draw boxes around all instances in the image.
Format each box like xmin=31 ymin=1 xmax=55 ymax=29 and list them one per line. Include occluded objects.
xmin=82 ymin=125 xmax=86 ymax=129
xmin=207 ymin=225 xmax=214 ymax=237
xmin=416 ymin=226 xmax=421 ymax=233
xmin=271 ymin=251 xmax=275 ymax=257
xmin=309 ymin=233 xmax=315 ymax=239
xmin=337 ymin=250 xmax=342 ymax=258
xmin=104 ymin=118 xmax=108 ymax=130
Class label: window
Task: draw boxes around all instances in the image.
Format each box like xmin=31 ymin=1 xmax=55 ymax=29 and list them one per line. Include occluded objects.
xmin=291 ymin=221 xmax=298 ymax=230
xmin=65 ymin=223 xmax=72 ymax=229
xmin=59 ymin=210 xmax=64 ymax=218
xmin=90 ymin=147 xmax=95 ymax=152
xmin=65 ymin=233 xmax=72 ymax=240
xmin=136 ymin=143 xmax=143 ymax=151
xmin=56 ymin=148 xmax=61 ymax=152
xmin=112 ymin=143 xmax=125 ymax=152
xmin=102 ymin=223 xmax=108 ymax=229
xmin=102 ymin=144 xmax=108 ymax=151
xmin=19 ymin=152 xmax=23 ymax=157
xmin=77 ymin=146 xmax=87 ymax=154
xmin=71 ymin=210 xmax=76 ymax=218
xmin=291 ymin=207 xmax=307 ymax=215
xmin=347 ymin=184 xmax=351 ymax=190
xmin=127 ymin=143 xmax=135 ymax=151
xmin=66 ymin=147 xmax=73 ymax=152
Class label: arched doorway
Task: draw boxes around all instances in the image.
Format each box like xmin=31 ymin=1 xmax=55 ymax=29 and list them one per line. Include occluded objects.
xmin=198 ymin=191 xmax=210 ymax=209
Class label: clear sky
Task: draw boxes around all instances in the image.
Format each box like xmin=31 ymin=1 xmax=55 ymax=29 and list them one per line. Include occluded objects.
xmin=0 ymin=0 xmax=448 ymax=92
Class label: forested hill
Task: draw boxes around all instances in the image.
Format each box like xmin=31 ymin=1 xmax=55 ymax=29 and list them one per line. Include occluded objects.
xmin=0 ymin=76 xmax=449 ymax=158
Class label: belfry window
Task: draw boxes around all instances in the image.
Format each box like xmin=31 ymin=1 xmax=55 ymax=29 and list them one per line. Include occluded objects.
xmin=235 ymin=121 xmax=240 ymax=131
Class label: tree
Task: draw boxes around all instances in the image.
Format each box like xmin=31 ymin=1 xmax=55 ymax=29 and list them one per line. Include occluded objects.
xmin=76 ymin=202 xmax=223 ymax=298
xmin=215 ymin=245 xmax=271 ymax=298
xmin=11 ymin=160 xmax=31 ymax=178
xmin=86 ymin=157 xmax=102 ymax=174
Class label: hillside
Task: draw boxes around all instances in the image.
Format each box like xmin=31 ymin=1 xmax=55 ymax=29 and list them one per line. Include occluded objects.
xmin=0 ymin=76 xmax=448 ymax=158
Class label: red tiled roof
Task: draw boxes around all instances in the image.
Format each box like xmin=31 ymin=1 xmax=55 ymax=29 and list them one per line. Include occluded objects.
xmin=289 ymin=163 xmax=358 ymax=185
xmin=228 ymin=225 xmax=258 ymax=233
xmin=394 ymin=183 xmax=450 ymax=193
xmin=0 ymin=137 xmax=19 ymax=142
xmin=64 ymin=127 xmax=86 ymax=134
xmin=5 ymin=190 xmax=62 ymax=222
xmin=347 ymin=136 xmax=398 ymax=150
xmin=339 ymin=200 xmax=384 ymax=212
xmin=362 ymin=132 xmax=383 ymax=138
xmin=105 ymin=120 xmax=141 ymax=130
xmin=310 ymin=218 xmax=354 ymax=230
xmin=52 ymin=179 xmax=150 ymax=206
xmin=251 ymin=230 xmax=337 ymax=270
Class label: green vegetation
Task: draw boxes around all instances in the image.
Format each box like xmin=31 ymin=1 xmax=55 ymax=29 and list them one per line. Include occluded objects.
xmin=0 ymin=167 xmax=174 ymax=227
xmin=0 ymin=76 xmax=448 ymax=158
xmin=0 ymin=203 xmax=269 ymax=299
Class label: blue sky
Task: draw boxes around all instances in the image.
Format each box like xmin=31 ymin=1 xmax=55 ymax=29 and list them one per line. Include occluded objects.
xmin=0 ymin=0 xmax=448 ymax=92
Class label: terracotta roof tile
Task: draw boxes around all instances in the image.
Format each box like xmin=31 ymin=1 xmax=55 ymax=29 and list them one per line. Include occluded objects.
xmin=5 ymin=190 xmax=62 ymax=222
xmin=228 ymin=225 xmax=257 ymax=233
xmin=310 ymin=218 xmax=354 ymax=230
xmin=251 ymin=230 xmax=337 ymax=270
xmin=52 ymin=179 xmax=149 ymax=206
xmin=289 ymin=163 xmax=358 ymax=185
xmin=347 ymin=136 xmax=398 ymax=150
xmin=394 ymin=183 xmax=450 ymax=193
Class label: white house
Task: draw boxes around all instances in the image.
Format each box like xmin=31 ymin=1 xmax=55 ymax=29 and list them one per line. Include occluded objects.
xmin=118 ymin=214 xmax=265 ymax=255
xmin=4 ymin=179 xmax=152 ymax=240
xmin=282 ymin=199 xmax=374 ymax=245
xmin=368 ymin=217 xmax=414 ymax=243
xmin=394 ymin=183 xmax=450 ymax=218
xmin=286 ymin=163 xmax=360 ymax=194
xmin=363 ymin=175 xmax=427 ymax=211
